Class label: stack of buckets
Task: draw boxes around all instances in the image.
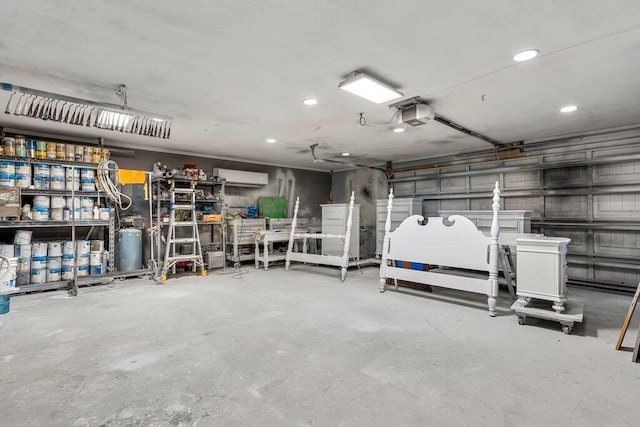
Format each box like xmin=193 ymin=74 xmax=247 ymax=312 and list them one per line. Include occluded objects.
xmin=0 ymin=254 xmax=18 ymax=314
xmin=0 ymin=159 xmax=15 ymax=187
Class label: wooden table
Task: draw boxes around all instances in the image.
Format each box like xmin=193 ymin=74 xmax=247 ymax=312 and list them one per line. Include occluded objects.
xmin=254 ymin=230 xmax=294 ymax=270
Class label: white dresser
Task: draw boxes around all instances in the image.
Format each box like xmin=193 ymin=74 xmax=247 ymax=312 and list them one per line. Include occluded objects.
xmin=516 ymin=235 xmax=571 ymax=312
xmin=321 ymin=203 xmax=360 ymax=259
xmin=376 ymin=198 xmax=423 ymax=258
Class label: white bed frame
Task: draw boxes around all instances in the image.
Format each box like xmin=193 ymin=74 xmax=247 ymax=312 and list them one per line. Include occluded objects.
xmin=285 ymin=191 xmax=355 ymax=282
xmin=379 ymin=182 xmax=502 ymax=316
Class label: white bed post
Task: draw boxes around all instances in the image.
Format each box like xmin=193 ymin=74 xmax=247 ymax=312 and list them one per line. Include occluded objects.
xmin=285 ymin=196 xmax=300 ymax=272
xmin=379 ymin=188 xmax=393 ymax=292
xmin=340 ymin=191 xmax=356 ymax=282
xmin=487 ymin=181 xmax=501 ymax=316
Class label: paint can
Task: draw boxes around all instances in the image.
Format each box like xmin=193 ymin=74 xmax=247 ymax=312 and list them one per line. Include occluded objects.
xmin=62 ymin=241 xmax=74 ymax=256
xmin=15 ymin=244 xmax=32 ymax=258
xmin=14 ymin=230 xmax=33 ymax=245
xmin=61 ymin=256 xmax=74 ymax=280
xmin=83 ymin=146 xmax=92 ymax=163
xmin=75 ymin=145 xmax=84 ymax=162
xmin=81 ymin=168 xmax=96 ymax=191
xmin=48 ymin=241 xmax=63 ymax=257
xmin=33 ymin=195 xmax=50 ymax=208
xmin=50 ymin=165 xmax=65 ymax=190
xmin=81 ymin=196 xmax=95 ymax=208
xmin=2 ymin=137 xmax=15 ymax=156
xmin=90 ymin=264 xmax=102 ymax=275
xmin=56 ymin=143 xmax=66 ymax=160
xmin=0 ymin=160 xmax=15 ymax=175
xmin=32 ymin=206 xmax=49 ymax=221
xmin=65 ymin=144 xmax=75 ymax=162
xmin=89 ymin=252 xmax=102 ymax=266
xmin=36 ymin=140 xmax=47 ymax=159
xmin=30 ymin=267 xmax=47 ymax=284
xmin=0 ymin=244 xmax=15 ymax=258
xmin=26 ymin=139 xmax=37 ymax=158
xmin=33 ymin=163 xmax=50 ymax=189
xmin=0 ymin=173 xmax=15 ymax=187
xmin=50 ymin=208 xmax=64 ymax=221
xmin=31 ymin=255 xmax=47 ymax=270
xmin=0 ymin=257 xmax=17 ymax=290
xmin=76 ymin=264 xmax=89 ymax=276
xmin=90 ymin=240 xmax=104 ymax=253
xmin=46 ymin=141 xmax=57 ymax=159
xmin=32 ymin=242 xmax=48 ymax=258
xmin=50 ymin=196 xmax=65 ymax=209
xmin=80 ymin=207 xmax=94 ymax=220
xmin=101 ymin=148 xmax=110 ymax=162
xmin=66 ymin=167 xmax=80 ymax=191
xmin=15 ymin=136 xmax=27 ymax=158
xmin=91 ymin=147 xmax=101 ymax=163
xmin=47 ymin=256 xmax=61 ymax=282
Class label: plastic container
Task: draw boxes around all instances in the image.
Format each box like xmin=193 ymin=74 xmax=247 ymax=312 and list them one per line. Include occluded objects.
xmin=3 ymin=137 xmax=15 ymax=157
xmin=15 ymin=136 xmax=27 ymax=157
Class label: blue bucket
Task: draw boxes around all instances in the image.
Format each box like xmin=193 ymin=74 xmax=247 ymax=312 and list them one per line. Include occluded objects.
xmin=0 ymin=295 xmax=10 ymax=315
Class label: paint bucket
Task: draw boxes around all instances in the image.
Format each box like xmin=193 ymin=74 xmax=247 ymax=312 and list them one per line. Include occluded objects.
xmin=0 ymin=244 xmax=15 ymax=258
xmin=0 ymin=173 xmax=14 ymax=187
xmin=33 ymin=163 xmax=50 ymax=189
xmin=89 ymin=252 xmax=102 ymax=266
xmin=90 ymin=264 xmax=102 ymax=275
xmin=74 ymin=145 xmax=84 ymax=162
xmin=62 ymin=241 xmax=75 ymax=256
xmin=101 ymin=148 xmax=110 ymax=162
xmin=83 ymin=146 xmax=92 ymax=163
xmin=15 ymin=244 xmax=32 ymax=258
xmin=99 ymin=208 xmax=111 ymax=220
xmin=51 ymin=196 xmax=65 ymax=209
xmin=31 ymin=256 xmax=47 ymax=270
xmin=76 ymin=264 xmax=89 ymax=276
xmin=61 ymin=258 xmax=74 ymax=280
xmin=80 ymin=207 xmax=93 ymax=220
xmin=81 ymin=196 xmax=95 ymax=208
xmin=50 ymin=165 xmax=65 ymax=190
xmin=46 ymin=141 xmax=57 ymax=159
xmin=14 ymin=161 xmax=29 ymax=175
xmin=48 ymin=241 xmax=63 ymax=257
xmin=15 ymin=173 xmax=31 ymax=188
xmin=90 ymin=240 xmax=104 ymax=253
xmin=2 ymin=137 xmax=15 ymax=156
xmin=14 ymin=230 xmax=33 ymax=244
xmin=17 ymin=256 xmax=31 ymax=273
xmin=65 ymin=144 xmax=75 ymax=162
xmin=26 ymin=139 xmax=37 ymax=159
xmin=32 ymin=206 xmax=49 ymax=221
xmin=91 ymin=147 xmax=101 ymax=163
xmin=32 ymin=242 xmax=48 ymax=258
xmin=30 ymin=268 xmax=46 ymax=284
xmin=81 ymin=168 xmax=96 ymax=191
xmin=76 ymin=240 xmax=90 ymax=266
xmin=56 ymin=143 xmax=66 ymax=160
xmin=66 ymin=167 xmax=80 ymax=191
xmin=36 ymin=141 xmax=47 ymax=159
xmin=50 ymin=208 xmax=64 ymax=221
xmin=15 ymin=136 xmax=27 ymax=158
xmin=33 ymin=195 xmax=50 ymax=208
xmin=0 ymin=160 xmax=15 ymax=174
xmin=65 ymin=196 xmax=81 ymax=209
xmin=0 ymin=257 xmax=18 ymax=291
xmin=47 ymin=257 xmax=61 ymax=281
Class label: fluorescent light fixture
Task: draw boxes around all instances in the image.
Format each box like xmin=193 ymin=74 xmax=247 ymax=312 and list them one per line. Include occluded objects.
xmin=341 ymin=152 xmax=350 ymax=157
xmin=303 ymin=98 xmax=318 ymax=106
xmin=513 ymin=49 xmax=539 ymax=62
xmin=338 ymin=72 xmax=403 ymax=104
xmin=393 ymin=127 xmax=405 ymax=133
xmin=560 ymin=105 xmax=578 ymax=113
xmin=96 ymin=109 xmax=132 ymax=130
xmin=266 ymin=138 xmax=276 ymax=143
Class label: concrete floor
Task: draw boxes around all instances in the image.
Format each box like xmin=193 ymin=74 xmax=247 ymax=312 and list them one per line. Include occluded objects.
xmin=1 ymin=264 xmax=639 ymax=426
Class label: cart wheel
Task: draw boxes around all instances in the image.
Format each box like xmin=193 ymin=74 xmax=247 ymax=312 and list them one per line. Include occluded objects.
xmin=562 ymin=325 xmax=572 ymax=335
xmin=518 ymin=316 xmax=526 ymax=325
xmin=234 ymin=262 xmax=241 ymax=269
xmin=68 ymin=288 xmax=78 ymax=297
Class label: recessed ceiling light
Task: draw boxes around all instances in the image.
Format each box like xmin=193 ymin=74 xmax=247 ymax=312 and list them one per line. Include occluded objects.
xmin=266 ymin=138 xmax=276 ymax=143
xmin=513 ymin=49 xmax=539 ymax=62
xmin=341 ymin=152 xmax=350 ymax=157
xmin=303 ymin=98 xmax=318 ymax=106
xmin=393 ymin=127 xmax=405 ymax=133
xmin=560 ymin=105 xmax=578 ymax=113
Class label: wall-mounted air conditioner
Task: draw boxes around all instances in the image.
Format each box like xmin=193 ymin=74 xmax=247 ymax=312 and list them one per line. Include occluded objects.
xmin=212 ymin=168 xmax=268 ymax=186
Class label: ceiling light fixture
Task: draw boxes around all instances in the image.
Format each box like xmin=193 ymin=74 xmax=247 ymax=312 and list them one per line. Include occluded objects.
xmin=560 ymin=105 xmax=578 ymax=113
xmin=393 ymin=126 xmax=405 ymax=133
xmin=266 ymin=138 xmax=276 ymax=143
xmin=1 ymin=82 xmax=173 ymax=139
xmin=303 ymin=98 xmax=318 ymax=106
xmin=341 ymin=152 xmax=350 ymax=157
xmin=513 ymin=49 xmax=539 ymax=62
xmin=338 ymin=72 xmax=403 ymax=104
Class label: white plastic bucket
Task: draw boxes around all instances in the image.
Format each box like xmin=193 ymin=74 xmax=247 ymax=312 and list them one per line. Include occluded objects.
xmin=50 ymin=165 xmax=65 ymax=179
xmin=0 ymin=173 xmax=15 ymax=187
xmin=0 ymin=160 xmax=15 ymax=174
xmin=50 ymin=177 xmax=65 ymax=190
xmin=66 ymin=167 xmax=80 ymax=191
xmin=80 ymin=207 xmax=94 ymax=220
xmin=0 ymin=257 xmax=18 ymax=290
xmin=32 ymin=206 xmax=49 ymax=221
xmin=48 ymin=241 xmax=63 ymax=257
xmin=30 ymin=268 xmax=46 ymax=284
xmin=15 ymin=174 xmax=31 ymax=188
xmin=76 ymin=264 xmax=89 ymax=276
xmin=50 ymin=208 xmax=64 ymax=221
xmin=61 ymin=265 xmax=74 ymax=280
xmin=0 ymin=244 xmax=15 ymax=258
xmin=65 ymin=196 xmax=81 ymax=209
xmin=81 ymin=197 xmax=95 ymax=208
xmin=33 ymin=174 xmax=49 ymax=189
xmin=15 ymin=244 xmax=32 ymax=258
xmin=32 ymin=242 xmax=48 ymax=257
xmin=89 ymin=252 xmax=102 ymax=266
xmin=90 ymin=264 xmax=102 ymax=275
xmin=17 ymin=257 xmax=31 ymax=272
xmin=62 ymin=241 xmax=74 ymax=256
xmin=31 ymin=256 xmax=47 ymax=270
xmin=14 ymin=230 xmax=33 ymax=245
xmin=14 ymin=161 xmax=30 ymax=175
xmin=33 ymin=195 xmax=50 ymax=208
xmin=51 ymin=196 xmax=65 ymax=209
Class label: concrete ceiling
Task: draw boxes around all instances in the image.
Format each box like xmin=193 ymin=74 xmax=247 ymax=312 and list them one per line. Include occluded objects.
xmin=1 ymin=0 xmax=640 ymax=171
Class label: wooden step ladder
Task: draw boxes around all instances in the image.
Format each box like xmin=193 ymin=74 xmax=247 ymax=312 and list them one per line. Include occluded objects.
xmin=161 ymin=180 xmax=206 ymax=281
